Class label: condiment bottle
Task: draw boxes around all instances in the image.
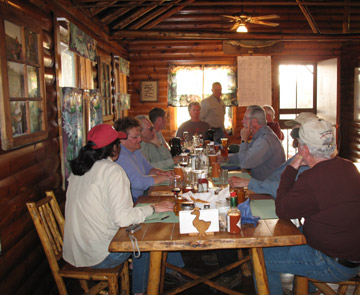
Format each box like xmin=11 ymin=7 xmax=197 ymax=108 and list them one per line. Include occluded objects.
xmin=198 ymin=172 xmax=208 ymax=192
xmin=227 ymin=192 xmax=241 ymax=233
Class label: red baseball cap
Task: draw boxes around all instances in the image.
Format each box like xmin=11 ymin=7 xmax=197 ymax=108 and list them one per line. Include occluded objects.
xmin=87 ymin=124 xmax=127 ymax=149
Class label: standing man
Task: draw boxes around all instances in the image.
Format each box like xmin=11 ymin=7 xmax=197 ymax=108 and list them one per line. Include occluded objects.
xmin=176 ymin=102 xmax=210 ymax=140
xmin=114 ymin=117 xmax=171 ymax=201
xmin=263 ymin=118 xmax=360 ymax=294
xmin=200 ymin=82 xmax=226 ymax=142
xmin=228 ymin=105 xmax=285 ymax=181
xmin=136 ymin=115 xmax=176 ymax=170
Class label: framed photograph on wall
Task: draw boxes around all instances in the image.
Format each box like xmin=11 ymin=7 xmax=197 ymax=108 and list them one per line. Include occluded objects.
xmin=140 ymin=80 xmax=158 ymax=102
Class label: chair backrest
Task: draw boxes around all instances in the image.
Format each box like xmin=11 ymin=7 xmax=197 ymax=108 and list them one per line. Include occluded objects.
xmin=27 ymin=191 xmax=65 ymax=267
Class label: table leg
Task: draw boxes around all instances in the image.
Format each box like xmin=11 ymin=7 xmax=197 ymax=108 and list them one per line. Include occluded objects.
xmin=250 ymin=247 xmax=270 ymax=295
xmin=147 ymin=251 xmax=162 ymax=295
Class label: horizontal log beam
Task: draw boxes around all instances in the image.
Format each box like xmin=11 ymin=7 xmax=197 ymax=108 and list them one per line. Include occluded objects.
xmin=112 ymin=30 xmax=360 ymax=41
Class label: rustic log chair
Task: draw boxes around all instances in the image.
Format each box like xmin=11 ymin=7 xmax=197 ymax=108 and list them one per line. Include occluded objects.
xmin=26 ymin=191 xmax=129 ymax=295
xmin=294 ymin=274 xmax=360 ymax=295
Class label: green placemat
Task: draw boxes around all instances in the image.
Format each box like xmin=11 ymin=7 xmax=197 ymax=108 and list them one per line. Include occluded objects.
xmin=151 ymin=180 xmax=170 ymax=187
xmin=228 ymin=171 xmax=251 ymax=179
xmin=250 ymin=199 xmax=278 ymax=219
xmin=136 ymin=203 xmax=179 ymax=223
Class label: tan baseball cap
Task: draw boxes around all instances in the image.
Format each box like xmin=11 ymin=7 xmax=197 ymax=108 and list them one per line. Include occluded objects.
xmin=299 ymin=118 xmax=335 ymax=149
xmin=284 ymin=112 xmax=318 ymax=127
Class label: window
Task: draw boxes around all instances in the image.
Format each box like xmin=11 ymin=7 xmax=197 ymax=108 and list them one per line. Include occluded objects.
xmin=0 ymin=19 xmax=47 ymax=150
xmin=168 ymin=65 xmax=237 ymax=132
xmin=278 ymin=63 xmax=316 ymax=158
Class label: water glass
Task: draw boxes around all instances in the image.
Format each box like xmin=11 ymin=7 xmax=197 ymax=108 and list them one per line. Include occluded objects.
xmin=216 ymin=200 xmax=230 ymax=231
xmin=219 ymin=168 xmax=228 ymax=184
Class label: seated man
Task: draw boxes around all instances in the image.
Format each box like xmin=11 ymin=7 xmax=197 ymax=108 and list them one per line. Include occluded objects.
xmin=263 ymin=104 xmax=284 ymax=141
xmin=176 ymin=102 xmax=210 ymax=140
xmin=149 ymin=107 xmax=171 ymax=151
xmin=137 ymin=115 xmax=176 ymax=170
xmin=228 ymin=105 xmax=285 ymax=181
xmin=263 ymin=118 xmax=360 ymax=294
xmin=114 ymin=117 xmax=171 ymax=201
xmin=228 ymin=112 xmax=318 ymax=197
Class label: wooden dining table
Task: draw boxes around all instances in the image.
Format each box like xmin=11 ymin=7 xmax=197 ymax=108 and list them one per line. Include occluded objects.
xmin=109 ymin=191 xmax=306 ymax=295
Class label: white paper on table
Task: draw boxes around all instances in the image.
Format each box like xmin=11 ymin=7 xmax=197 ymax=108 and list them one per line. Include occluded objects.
xmin=181 ymin=186 xmax=230 ymax=206
xmin=179 ymin=209 xmax=219 ymax=234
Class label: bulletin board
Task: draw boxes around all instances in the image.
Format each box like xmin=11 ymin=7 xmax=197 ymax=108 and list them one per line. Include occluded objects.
xmin=237 ymin=56 xmax=272 ymax=106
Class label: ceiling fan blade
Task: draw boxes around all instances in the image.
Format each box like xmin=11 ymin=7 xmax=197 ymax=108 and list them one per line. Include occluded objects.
xmin=230 ymin=22 xmax=240 ymax=31
xmin=251 ymin=14 xmax=280 ymax=21
xmin=221 ymin=15 xmax=239 ymax=21
xmin=250 ymin=20 xmax=279 ymax=27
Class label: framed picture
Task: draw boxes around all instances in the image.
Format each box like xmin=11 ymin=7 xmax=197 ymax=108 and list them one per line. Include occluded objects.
xmin=140 ymin=80 xmax=158 ymax=102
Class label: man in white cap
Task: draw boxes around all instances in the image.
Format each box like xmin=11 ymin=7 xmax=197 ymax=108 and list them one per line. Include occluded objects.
xmin=262 ymin=118 xmax=360 ymax=294
xmin=229 ymin=112 xmax=317 ymax=198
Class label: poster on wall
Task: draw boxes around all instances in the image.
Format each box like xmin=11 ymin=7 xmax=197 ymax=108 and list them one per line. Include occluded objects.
xmin=88 ymin=89 xmax=103 ymax=129
xmin=237 ymin=56 xmax=272 ymax=106
xmin=69 ymin=23 xmax=96 ymax=61
xmin=61 ymin=87 xmax=85 ymax=186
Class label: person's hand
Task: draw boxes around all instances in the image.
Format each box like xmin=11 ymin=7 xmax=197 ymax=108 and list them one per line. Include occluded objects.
xmin=153 ymin=201 xmax=174 ymax=213
xmin=228 ymin=176 xmax=250 ymax=188
xmin=173 ymin=155 xmax=180 ymax=164
xmin=290 ymin=154 xmax=305 ymax=170
xmin=240 ymin=126 xmax=250 ymax=142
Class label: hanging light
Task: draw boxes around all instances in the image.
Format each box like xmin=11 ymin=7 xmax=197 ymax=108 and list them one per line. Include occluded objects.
xmin=236 ymin=23 xmax=248 ymax=33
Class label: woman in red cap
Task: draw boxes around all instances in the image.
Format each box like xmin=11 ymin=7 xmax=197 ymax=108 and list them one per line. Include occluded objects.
xmin=63 ymin=124 xmax=173 ymax=295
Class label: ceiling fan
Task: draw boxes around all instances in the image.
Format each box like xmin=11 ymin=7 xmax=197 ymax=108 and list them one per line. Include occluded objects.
xmin=222 ymin=14 xmax=280 ymax=33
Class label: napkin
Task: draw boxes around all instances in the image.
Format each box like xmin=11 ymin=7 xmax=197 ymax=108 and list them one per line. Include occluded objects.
xmin=238 ymin=199 xmax=260 ymax=226
xmin=181 ymin=186 xmax=230 ymax=204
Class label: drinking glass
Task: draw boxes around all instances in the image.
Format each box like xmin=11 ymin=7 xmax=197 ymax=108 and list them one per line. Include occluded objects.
xmin=170 ymin=175 xmax=182 ymax=197
xmin=183 ymin=131 xmax=189 ymax=146
xmin=179 ymin=153 xmax=189 ymax=168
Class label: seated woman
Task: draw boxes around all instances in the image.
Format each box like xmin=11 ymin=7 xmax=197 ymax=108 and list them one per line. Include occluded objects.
xmin=62 ymin=124 xmax=173 ymax=295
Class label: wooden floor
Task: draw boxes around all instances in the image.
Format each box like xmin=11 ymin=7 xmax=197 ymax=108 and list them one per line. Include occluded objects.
xmin=52 ymin=251 xmax=357 ymax=294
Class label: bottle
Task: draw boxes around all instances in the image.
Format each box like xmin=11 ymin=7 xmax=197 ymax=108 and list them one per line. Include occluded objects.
xmin=227 ymin=192 xmax=241 ymax=233
xmin=198 ymin=172 xmax=208 ymax=193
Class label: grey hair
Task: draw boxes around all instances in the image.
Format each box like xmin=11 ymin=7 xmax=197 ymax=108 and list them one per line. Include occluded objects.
xmin=298 ymin=138 xmax=336 ymax=159
xmin=263 ymin=105 xmax=275 ymax=120
xmin=135 ymin=115 xmax=149 ymax=129
xmin=247 ymin=105 xmax=267 ymax=126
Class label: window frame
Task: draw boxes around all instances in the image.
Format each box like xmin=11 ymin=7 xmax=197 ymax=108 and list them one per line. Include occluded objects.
xmin=0 ymin=16 xmax=48 ymax=150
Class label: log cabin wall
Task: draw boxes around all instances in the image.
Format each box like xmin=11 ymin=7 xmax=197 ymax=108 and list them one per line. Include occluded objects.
xmin=127 ymin=40 xmax=342 ymax=143
xmin=339 ymin=44 xmax=360 ymax=161
xmin=0 ymin=2 xmax=64 ymax=294
xmin=0 ymin=1 xmax=129 ymax=294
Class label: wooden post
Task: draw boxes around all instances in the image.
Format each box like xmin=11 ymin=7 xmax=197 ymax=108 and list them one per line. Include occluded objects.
xmin=250 ymin=247 xmax=270 ymax=295
xmin=147 ymin=251 xmax=162 ymax=295
xmin=294 ymin=276 xmax=309 ymax=295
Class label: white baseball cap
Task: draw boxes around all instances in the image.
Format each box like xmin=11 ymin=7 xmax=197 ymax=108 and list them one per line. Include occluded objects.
xmin=299 ymin=118 xmax=335 ymax=149
xmin=284 ymin=112 xmax=318 ymax=127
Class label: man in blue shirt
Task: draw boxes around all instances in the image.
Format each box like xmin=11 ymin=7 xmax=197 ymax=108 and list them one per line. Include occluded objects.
xmin=228 ymin=112 xmax=318 ymax=197
xmin=228 ymin=105 xmax=285 ymax=181
xmin=114 ymin=117 xmax=171 ymax=201
xmin=114 ymin=117 xmax=186 ymax=281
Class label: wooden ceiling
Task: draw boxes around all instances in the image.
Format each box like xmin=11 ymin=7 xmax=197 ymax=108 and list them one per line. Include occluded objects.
xmin=68 ymin=0 xmax=360 ymax=42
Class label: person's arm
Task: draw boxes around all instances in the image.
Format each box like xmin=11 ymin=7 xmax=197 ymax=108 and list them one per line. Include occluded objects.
xmin=200 ymin=101 xmax=208 ymax=121
xmin=116 ymin=156 xmax=155 ymax=192
xmin=237 ymin=137 xmax=272 ymax=169
xmin=275 ymin=164 xmax=318 ymax=219
xmin=141 ymin=143 xmax=174 ymax=170
xmin=107 ymin=165 xmax=153 ymax=226
xmin=176 ymin=123 xmax=185 ymax=138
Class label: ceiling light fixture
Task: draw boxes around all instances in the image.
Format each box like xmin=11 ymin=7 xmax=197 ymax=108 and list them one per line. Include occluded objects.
xmin=236 ymin=23 xmax=248 ymax=33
